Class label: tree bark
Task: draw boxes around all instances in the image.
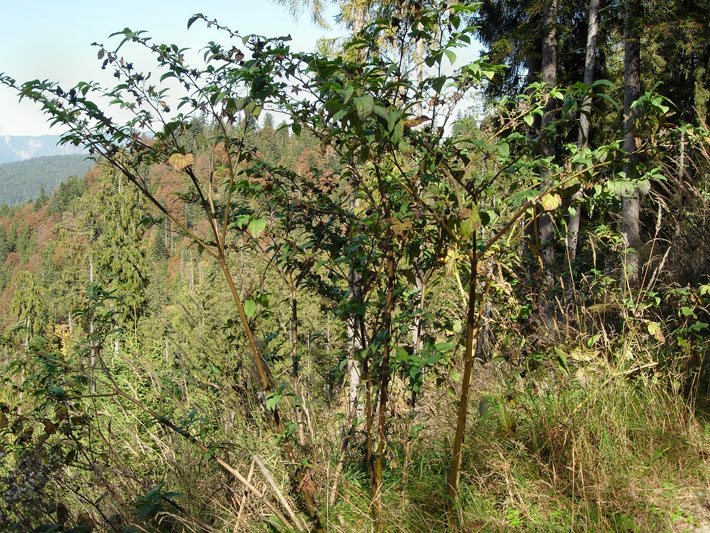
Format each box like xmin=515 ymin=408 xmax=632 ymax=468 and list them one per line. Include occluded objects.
xmin=541 ymin=0 xmax=558 ymax=88
xmin=568 ymin=0 xmax=601 ymax=262
xmin=371 ymin=243 xmax=396 ymax=531
xmin=290 ymin=284 xmax=308 ymax=448
xmin=346 ymin=261 xmax=363 ymax=419
xmin=346 ymin=6 xmax=367 ymax=422
xmin=447 ymin=232 xmax=478 ymax=503
xmin=539 ymin=0 xmax=559 ymax=269
xmin=401 ymin=276 xmax=424 ymax=501
xmin=622 ymin=0 xmax=642 ymax=285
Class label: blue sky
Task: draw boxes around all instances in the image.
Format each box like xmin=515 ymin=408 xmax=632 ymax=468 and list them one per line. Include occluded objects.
xmin=0 ymin=1 xmax=340 ymax=135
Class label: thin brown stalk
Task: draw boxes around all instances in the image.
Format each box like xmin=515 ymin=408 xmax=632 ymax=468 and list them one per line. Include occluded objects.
xmin=446 ymin=231 xmax=478 ymax=502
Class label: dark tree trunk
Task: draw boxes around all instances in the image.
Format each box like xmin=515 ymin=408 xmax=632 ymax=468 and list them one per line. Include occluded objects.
xmin=622 ymin=0 xmax=642 ymax=285
xmin=567 ymin=0 xmax=601 ymax=262
xmin=371 ymin=243 xmax=396 ymax=530
xmin=290 ymin=284 xmax=308 ymax=448
xmin=539 ymin=0 xmax=559 ymax=269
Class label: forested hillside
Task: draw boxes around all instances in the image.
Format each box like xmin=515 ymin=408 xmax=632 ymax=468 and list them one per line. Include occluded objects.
xmin=0 ymin=155 xmax=93 ymax=206
xmin=0 ymin=1 xmax=708 ymax=532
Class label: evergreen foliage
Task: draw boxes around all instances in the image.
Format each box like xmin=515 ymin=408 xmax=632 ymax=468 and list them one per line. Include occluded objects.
xmin=0 ymin=155 xmax=93 ymax=206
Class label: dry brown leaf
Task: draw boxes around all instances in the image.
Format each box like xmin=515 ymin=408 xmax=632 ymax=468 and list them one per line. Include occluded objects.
xmin=168 ymin=153 xmax=194 ymax=171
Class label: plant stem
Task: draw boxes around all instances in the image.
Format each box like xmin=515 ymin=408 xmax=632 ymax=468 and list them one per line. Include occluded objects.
xmin=447 ymin=231 xmax=478 ymax=505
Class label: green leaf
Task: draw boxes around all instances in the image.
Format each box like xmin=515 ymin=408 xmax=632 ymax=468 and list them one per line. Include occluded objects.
xmin=244 ymin=299 xmax=257 ymax=317
xmin=247 ymin=218 xmax=267 ymax=238
xmin=187 ymin=14 xmax=203 ymax=30
xmin=431 ymin=75 xmax=447 ymax=94
xmin=523 ymin=115 xmax=534 ymax=127
xmin=339 ymin=85 xmax=354 ymax=104
xmin=482 ymin=67 xmax=497 ymax=81
xmin=605 ymin=179 xmax=635 ymax=197
xmin=392 ymin=121 xmax=404 ymax=145
xmin=435 ymin=341 xmax=456 ymax=352
xmin=265 ymin=392 xmax=282 ymax=411
xmin=592 ymin=79 xmax=614 ymax=88
xmin=244 ymin=101 xmax=262 ymax=118
xmin=651 ymin=96 xmax=669 ymax=113
xmin=48 ymin=385 xmax=66 ymax=399
xmin=353 ymin=95 xmax=375 ymax=120
xmin=647 ymin=321 xmax=665 ymax=342
xmin=554 ymin=348 xmax=569 ymax=373
xmin=460 ymin=206 xmax=481 ymax=239
xmin=480 ymin=209 xmax=496 ymax=227
xmin=596 ymin=93 xmax=620 ymax=109
xmin=373 ymin=105 xmax=389 ymax=122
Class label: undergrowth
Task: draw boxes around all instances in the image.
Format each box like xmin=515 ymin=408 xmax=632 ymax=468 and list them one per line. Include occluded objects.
xmin=321 ymin=358 xmax=708 ymax=532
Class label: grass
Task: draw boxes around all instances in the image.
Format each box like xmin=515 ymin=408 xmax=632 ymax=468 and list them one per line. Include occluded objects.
xmin=318 ymin=354 xmax=708 ymax=532
xmin=4 ymin=327 xmax=705 ymax=532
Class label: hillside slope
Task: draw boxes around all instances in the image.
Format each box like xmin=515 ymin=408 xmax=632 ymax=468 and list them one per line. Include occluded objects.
xmin=0 ymin=154 xmax=94 ymax=206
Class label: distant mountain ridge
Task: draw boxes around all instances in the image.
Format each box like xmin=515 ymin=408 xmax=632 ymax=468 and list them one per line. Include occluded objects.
xmin=0 ymin=135 xmax=85 ymax=164
xmin=0 ymin=155 xmax=94 ymax=206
